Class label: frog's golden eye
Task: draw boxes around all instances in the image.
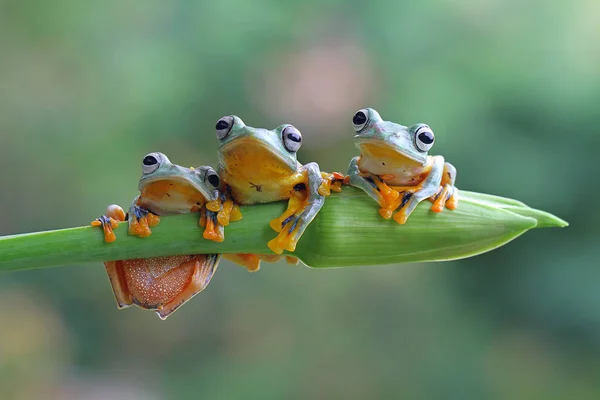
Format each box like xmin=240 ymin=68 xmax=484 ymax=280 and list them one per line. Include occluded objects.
xmin=142 ymin=152 xmax=164 ymax=174
xmin=215 ymin=116 xmax=234 ymax=140
xmin=352 ymin=109 xmax=369 ymax=132
xmin=282 ymin=125 xmax=302 ymax=152
xmin=415 ymin=125 xmax=435 ymax=152
xmin=205 ymin=170 xmax=220 ymax=189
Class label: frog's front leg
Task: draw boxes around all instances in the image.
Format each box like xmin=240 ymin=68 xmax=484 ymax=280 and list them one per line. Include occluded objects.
xmin=216 ymin=187 xmax=243 ymax=226
xmin=347 ymin=156 xmax=400 ymax=218
xmin=268 ymin=162 xmax=326 ymax=254
xmin=127 ymin=196 xmax=160 ymax=238
xmin=199 ymin=207 xmax=225 ymax=243
xmin=431 ymin=161 xmax=459 ymax=212
xmin=393 ymin=156 xmax=445 ymax=224
xmin=91 ymin=204 xmax=126 ymax=243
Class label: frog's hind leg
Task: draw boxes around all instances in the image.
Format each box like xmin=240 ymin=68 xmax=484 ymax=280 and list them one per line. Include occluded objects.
xmin=127 ymin=196 xmax=160 ymax=238
xmin=268 ymin=162 xmax=326 ymax=254
xmin=393 ymin=156 xmax=445 ymax=224
xmin=91 ymin=204 xmax=126 ymax=243
xmin=430 ymin=162 xmax=459 ymax=212
xmin=155 ymin=254 xmax=220 ymax=320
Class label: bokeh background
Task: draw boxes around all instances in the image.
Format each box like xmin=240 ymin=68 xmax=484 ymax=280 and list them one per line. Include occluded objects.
xmin=0 ymin=0 xmax=596 ymax=399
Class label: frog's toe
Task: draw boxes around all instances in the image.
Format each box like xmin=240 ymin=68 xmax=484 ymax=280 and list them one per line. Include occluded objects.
xmin=269 ymin=218 xmax=283 ymax=233
xmin=446 ymin=188 xmax=459 ymax=210
xmin=378 ymin=208 xmax=394 ymax=220
xmin=230 ymin=204 xmax=243 ymax=221
xmin=223 ymin=253 xmax=261 ymax=272
xmin=393 ymin=210 xmax=409 ymax=224
xmin=267 ymin=236 xmax=287 ymax=254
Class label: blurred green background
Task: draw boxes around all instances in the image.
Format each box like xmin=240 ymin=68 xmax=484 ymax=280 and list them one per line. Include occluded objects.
xmin=0 ymin=0 xmax=595 ymax=399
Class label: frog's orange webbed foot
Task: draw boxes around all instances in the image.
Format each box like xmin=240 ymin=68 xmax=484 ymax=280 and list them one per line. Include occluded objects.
xmin=91 ymin=204 xmax=126 ymax=243
xmin=430 ymin=185 xmax=459 ymax=212
xmin=373 ymin=175 xmax=400 ymax=207
xmin=223 ymin=253 xmax=262 ymax=272
xmin=267 ymin=189 xmax=317 ymax=254
xmin=269 ymin=187 xmax=307 ymax=233
xmin=216 ymin=188 xmax=243 ymax=226
xmin=318 ymin=171 xmax=345 ymax=196
xmin=200 ymin=208 xmax=225 ymax=242
xmin=126 ymin=201 xmax=160 ymax=238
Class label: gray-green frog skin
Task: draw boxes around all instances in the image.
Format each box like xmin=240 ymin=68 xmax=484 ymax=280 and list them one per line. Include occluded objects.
xmin=347 ymin=108 xmax=458 ymax=224
xmin=215 ymin=115 xmax=337 ymax=254
xmin=94 ymin=152 xmax=224 ymax=242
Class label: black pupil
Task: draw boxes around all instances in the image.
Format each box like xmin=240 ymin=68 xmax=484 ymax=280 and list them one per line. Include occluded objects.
xmin=353 ymin=111 xmax=367 ymax=125
xmin=418 ymin=131 xmax=434 ymax=145
xmin=143 ymin=155 xmax=157 ymax=166
xmin=216 ymin=120 xmax=230 ymax=130
xmin=207 ymin=174 xmax=220 ymax=187
xmin=287 ymin=132 xmax=301 ymax=143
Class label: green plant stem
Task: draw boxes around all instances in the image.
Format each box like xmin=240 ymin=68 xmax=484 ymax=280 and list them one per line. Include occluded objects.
xmin=0 ymin=188 xmax=567 ymax=272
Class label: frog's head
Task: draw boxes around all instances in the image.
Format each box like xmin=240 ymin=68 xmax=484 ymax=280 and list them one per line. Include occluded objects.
xmin=215 ymin=115 xmax=301 ymax=171
xmin=351 ymin=108 xmax=435 ymax=167
xmin=138 ymin=152 xmax=221 ymax=201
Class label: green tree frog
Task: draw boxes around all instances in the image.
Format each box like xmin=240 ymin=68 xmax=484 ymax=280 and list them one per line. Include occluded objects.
xmin=347 ymin=108 xmax=458 ymax=224
xmin=92 ymin=152 xmax=224 ymax=319
xmin=93 ymin=152 xmax=224 ymax=243
xmin=213 ymin=115 xmax=342 ymax=263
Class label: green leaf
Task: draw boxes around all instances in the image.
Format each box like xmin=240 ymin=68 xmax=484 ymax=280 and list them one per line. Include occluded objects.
xmin=0 ymin=187 xmax=567 ymax=272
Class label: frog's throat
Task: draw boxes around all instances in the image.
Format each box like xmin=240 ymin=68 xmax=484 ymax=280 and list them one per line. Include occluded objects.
xmin=138 ymin=176 xmax=214 ymax=201
xmin=355 ymin=138 xmax=428 ymax=166
xmin=219 ymin=136 xmax=297 ymax=171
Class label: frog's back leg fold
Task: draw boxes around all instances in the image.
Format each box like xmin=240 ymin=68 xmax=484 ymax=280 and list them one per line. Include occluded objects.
xmin=431 ymin=161 xmax=459 ymax=212
xmin=393 ymin=156 xmax=445 ymax=224
xmin=156 ymin=254 xmax=220 ymax=319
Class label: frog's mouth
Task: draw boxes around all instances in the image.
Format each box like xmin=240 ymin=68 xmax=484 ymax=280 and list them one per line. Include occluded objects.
xmin=355 ymin=138 xmax=428 ymax=166
xmin=219 ymin=136 xmax=297 ymax=172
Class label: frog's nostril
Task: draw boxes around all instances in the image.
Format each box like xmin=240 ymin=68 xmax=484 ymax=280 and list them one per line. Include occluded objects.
xmin=143 ymin=155 xmax=158 ymax=166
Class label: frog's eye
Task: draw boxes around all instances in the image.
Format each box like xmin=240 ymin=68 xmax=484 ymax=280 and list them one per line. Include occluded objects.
xmin=282 ymin=125 xmax=302 ymax=152
xmin=142 ymin=152 xmax=163 ymax=174
xmin=352 ymin=109 xmax=369 ymax=132
xmin=415 ymin=125 xmax=435 ymax=152
xmin=205 ymin=170 xmax=221 ymax=189
xmin=215 ymin=116 xmax=234 ymax=140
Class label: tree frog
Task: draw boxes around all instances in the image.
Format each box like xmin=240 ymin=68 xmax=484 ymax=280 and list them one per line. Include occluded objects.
xmin=214 ymin=115 xmax=342 ymax=258
xmin=92 ymin=152 xmax=224 ymax=319
xmin=347 ymin=108 xmax=458 ymax=224
xmin=93 ymin=152 xmax=224 ymax=243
